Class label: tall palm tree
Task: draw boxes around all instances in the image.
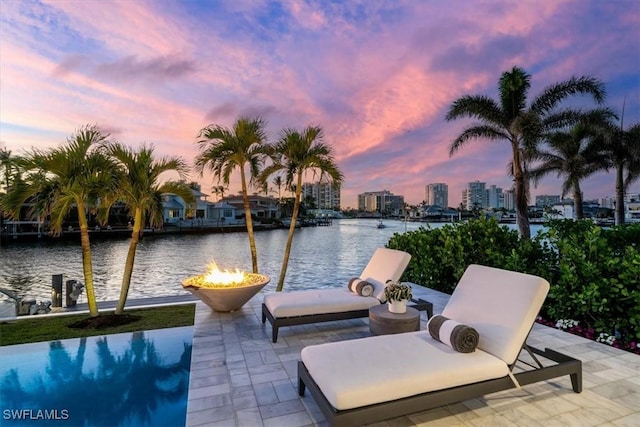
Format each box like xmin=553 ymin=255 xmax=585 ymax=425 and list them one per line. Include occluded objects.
xmin=597 ymin=111 xmax=640 ymax=225
xmin=261 ymin=126 xmax=343 ymax=291
xmin=194 ymin=116 xmax=269 ymax=273
xmin=1 ymin=125 xmax=118 ymax=316
xmin=103 ymin=143 xmax=193 ymax=314
xmin=529 ymin=121 xmax=607 ymax=220
xmin=446 ymin=66 xmax=606 ymax=238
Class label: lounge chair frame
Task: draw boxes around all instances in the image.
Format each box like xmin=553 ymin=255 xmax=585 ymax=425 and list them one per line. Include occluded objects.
xmin=298 ymin=344 xmax=582 ymax=427
xmin=262 ymin=298 xmax=433 ymax=343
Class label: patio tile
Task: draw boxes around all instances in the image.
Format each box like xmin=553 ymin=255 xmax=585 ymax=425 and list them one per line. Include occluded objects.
xmin=252 ymin=381 xmax=279 ymax=406
xmin=236 ymin=407 xmax=264 ymax=426
xmin=539 ymin=408 xmax=607 ymax=427
xmin=262 ymin=411 xmax=313 ymax=427
xmin=186 ymin=404 xmax=235 ymax=425
xmin=189 ymin=377 xmax=231 ymax=397
xmin=186 ymin=286 xmax=640 ymax=426
xmin=188 ymin=394 xmax=232 ymax=412
xmin=258 ymin=399 xmax=306 ymax=419
xmin=611 ymin=412 xmax=640 ymax=426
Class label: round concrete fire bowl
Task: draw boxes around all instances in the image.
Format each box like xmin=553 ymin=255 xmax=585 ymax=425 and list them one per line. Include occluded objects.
xmin=182 ymin=273 xmax=270 ymax=312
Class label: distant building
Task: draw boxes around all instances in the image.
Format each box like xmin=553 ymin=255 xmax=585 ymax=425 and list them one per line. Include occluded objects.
xmin=220 ymin=194 xmax=279 ymax=219
xmin=462 ymin=181 xmax=487 ymax=210
xmin=162 ymin=193 xmax=189 ymax=222
xmin=358 ymin=190 xmax=404 ymax=213
xmin=503 ymin=188 xmax=515 ymax=211
xmin=207 ymin=202 xmax=242 ymax=225
xmin=487 ymin=185 xmax=503 ymax=209
xmin=536 ymin=195 xmax=561 ymax=207
xmin=549 ymin=200 xmax=601 ymax=220
xmin=599 ymin=196 xmax=615 ymax=209
xmin=626 ymin=193 xmax=640 ymax=222
xmin=425 ymin=183 xmax=448 ymax=208
xmin=302 ymin=181 xmax=341 ymax=210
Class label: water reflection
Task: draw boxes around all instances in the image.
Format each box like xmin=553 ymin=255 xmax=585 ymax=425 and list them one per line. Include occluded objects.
xmin=0 ymin=328 xmax=192 ymax=427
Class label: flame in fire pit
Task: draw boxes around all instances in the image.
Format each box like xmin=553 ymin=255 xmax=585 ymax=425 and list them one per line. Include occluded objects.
xmin=203 ymin=261 xmax=246 ymax=285
xmin=182 ymin=260 xmax=267 ymax=289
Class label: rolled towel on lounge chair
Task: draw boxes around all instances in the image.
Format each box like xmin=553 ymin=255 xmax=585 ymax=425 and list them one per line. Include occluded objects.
xmin=347 ymin=278 xmax=375 ymax=297
xmin=427 ymin=314 xmax=479 ymax=353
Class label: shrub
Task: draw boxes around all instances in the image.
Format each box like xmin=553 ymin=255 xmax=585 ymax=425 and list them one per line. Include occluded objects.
xmin=388 ymin=218 xmax=639 ymax=352
xmin=387 ymin=217 xmax=554 ymax=293
xmin=539 ymin=221 xmax=640 ymax=343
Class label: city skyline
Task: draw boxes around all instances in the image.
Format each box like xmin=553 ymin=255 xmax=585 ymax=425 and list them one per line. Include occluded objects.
xmin=1 ymin=1 xmax=639 ymax=209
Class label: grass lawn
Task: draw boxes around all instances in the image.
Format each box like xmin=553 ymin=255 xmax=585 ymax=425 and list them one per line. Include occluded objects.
xmin=0 ymin=303 xmax=196 ymax=346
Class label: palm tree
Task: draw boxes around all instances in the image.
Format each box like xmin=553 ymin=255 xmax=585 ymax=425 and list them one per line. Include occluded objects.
xmin=103 ymin=143 xmax=193 ymax=315
xmin=0 ymin=148 xmax=20 ymax=191
xmin=0 ymin=126 xmax=118 ymax=316
xmin=212 ymin=185 xmax=227 ymax=201
xmin=597 ymin=110 xmax=640 ymax=225
xmin=194 ymin=116 xmax=269 ymax=273
xmin=261 ymin=126 xmax=343 ymax=291
xmin=446 ymin=66 xmax=606 ymax=238
xmin=273 ymin=176 xmax=284 ymax=200
xmin=529 ymin=121 xmax=608 ymax=220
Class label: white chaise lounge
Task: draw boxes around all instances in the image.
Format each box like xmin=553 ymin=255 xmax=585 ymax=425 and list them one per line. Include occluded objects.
xmin=298 ymin=264 xmax=582 ymax=426
xmin=262 ymin=247 xmax=432 ymax=342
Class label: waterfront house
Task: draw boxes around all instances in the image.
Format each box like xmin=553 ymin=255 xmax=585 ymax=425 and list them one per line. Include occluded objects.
xmin=206 ymin=202 xmax=242 ymax=225
xmin=219 ymin=194 xmax=280 ymax=221
xmin=162 ymin=193 xmax=188 ymax=223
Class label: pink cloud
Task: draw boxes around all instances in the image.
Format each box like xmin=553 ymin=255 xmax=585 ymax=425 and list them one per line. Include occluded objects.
xmin=1 ymin=0 xmax=638 ymax=209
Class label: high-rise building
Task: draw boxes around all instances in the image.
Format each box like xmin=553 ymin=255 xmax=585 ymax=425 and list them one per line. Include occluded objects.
xmin=536 ymin=195 xmax=561 ymax=207
xmin=599 ymin=196 xmax=615 ymax=209
xmin=462 ymin=181 xmax=487 ymax=210
xmin=358 ymin=190 xmax=404 ymax=213
xmin=425 ymin=183 xmax=448 ymax=208
xmin=487 ymin=185 xmax=503 ymax=209
xmin=503 ymin=188 xmax=515 ymax=211
xmin=302 ymin=181 xmax=341 ymax=210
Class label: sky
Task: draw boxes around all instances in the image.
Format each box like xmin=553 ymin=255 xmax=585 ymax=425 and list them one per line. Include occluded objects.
xmin=1 ymin=0 xmax=639 ymax=209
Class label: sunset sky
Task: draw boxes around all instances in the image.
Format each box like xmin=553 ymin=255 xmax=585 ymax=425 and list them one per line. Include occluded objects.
xmin=1 ymin=0 xmax=639 ymax=209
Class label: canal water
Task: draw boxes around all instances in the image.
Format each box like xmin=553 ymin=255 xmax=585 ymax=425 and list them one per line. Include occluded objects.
xmin=0 ymin=219 xmax=534 ymax=305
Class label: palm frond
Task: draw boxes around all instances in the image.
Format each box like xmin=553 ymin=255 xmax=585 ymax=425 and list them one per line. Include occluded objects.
xmin=449 ymin=125 xmax=508 ymax=156
xmin=531 ymin=76 xmax=606 ymax=114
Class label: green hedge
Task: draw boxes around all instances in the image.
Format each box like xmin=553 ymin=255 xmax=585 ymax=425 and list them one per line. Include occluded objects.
xmin=387 ymin=217 xmax=556 ymax=293
xmin=388 ymin=218 xmax=640 ymax=350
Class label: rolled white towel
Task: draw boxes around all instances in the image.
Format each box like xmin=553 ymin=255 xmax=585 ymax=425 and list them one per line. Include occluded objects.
xmin=427 ymin=314 xmax=479 ymax=353
xmin=347 ymin=278 xmax=374 ymax=297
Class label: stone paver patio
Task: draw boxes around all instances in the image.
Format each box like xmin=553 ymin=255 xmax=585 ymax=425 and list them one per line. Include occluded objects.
xmin=186 ymin=286 xmax=640 ymax=427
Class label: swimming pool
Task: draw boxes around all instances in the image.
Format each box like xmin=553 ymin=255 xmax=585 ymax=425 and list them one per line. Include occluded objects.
xmin=0 ymin=326 xmax=193 ymax=426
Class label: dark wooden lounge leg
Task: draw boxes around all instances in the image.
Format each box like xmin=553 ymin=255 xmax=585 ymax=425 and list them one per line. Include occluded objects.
xmin=261 ymin=304 xmax=267 ymax=323
xmin=570 ymin=370 xmax=582 ymax=393
xmin=272 ymin=325 xmax=279 ymax=343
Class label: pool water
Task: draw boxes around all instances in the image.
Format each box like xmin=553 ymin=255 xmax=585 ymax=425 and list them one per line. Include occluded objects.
xmin=0 ymin=326 xmax=193 ymax=426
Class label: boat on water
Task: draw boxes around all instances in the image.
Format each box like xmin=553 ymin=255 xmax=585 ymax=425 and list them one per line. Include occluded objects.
xmin=280 ymin=218 xmax=302 ymax=229
xmin=377 ymin=220 xmax=386 ymax=229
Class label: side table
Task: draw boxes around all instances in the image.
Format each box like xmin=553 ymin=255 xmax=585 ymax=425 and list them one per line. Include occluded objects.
xmin=369 ymin=305 xmax=420 ymax=336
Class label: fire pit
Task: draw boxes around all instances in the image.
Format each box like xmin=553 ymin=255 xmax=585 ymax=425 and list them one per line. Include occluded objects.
xmin=182 ymin=262 xmax=270 ymax=312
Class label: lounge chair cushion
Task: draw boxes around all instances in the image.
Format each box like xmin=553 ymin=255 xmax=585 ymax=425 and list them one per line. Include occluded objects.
xmin=359 ymin=248 xmax=412 ymax=301
xmin=264 ymin=289 xmax=380 ymax=318
xmin=301 ymin=331 xmax=509 ymax=410
xmin=441 ymin=264 xmax=549 ymax=365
